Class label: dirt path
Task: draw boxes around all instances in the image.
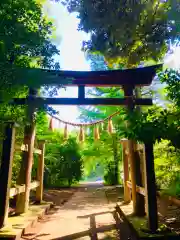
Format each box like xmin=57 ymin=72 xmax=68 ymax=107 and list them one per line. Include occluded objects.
xmin=21 ymin=183 xmax=134 ymax=240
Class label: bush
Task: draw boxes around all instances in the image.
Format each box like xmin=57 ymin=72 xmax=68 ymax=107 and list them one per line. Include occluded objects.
xmin=104 ymin=161 xmax=118 ymax=185
xmin=154 ymin=140 xmax=180 ymax=195
xmin=44 ymin=135 xmax=83 ymax=187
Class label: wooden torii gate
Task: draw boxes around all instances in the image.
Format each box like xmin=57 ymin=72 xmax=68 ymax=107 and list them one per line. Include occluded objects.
xmin=0 ymin=64 xmax=161 ymax=232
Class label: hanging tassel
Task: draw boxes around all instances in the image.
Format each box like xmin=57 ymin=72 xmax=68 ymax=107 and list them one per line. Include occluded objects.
xmin=79 ymin=126 xmax=85 ymax=142
xmin=108 ymin=118 xmax=113 ymax=134
xmin=64 ymin=124 xmax=68 ymax=139
xmin=94 ymin=125 xmax=100 ymax=141
xmin=49 ymin=118 xmax=54 ymax=131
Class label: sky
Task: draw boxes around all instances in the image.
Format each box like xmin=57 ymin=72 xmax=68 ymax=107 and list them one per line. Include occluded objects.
xmin=43 ymin=1 xmax=90 ymax=128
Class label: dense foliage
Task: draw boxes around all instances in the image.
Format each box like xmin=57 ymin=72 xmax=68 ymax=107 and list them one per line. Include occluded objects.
xmin=154 ymin=140 xmax=180 ymax=196
xmin=0 ymin=0 xmax=60 ymax=101
xmin=44 ymin=134 xmax=83 ymax=187
xmin=62 ymin=0 xmax=179 ymax=66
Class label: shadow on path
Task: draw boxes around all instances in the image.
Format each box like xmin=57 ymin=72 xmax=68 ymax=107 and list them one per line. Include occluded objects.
xmin=49 ymin=209 xmax=135 ymax=240
xmin=21 ymin=184 xmax=135 ymax=240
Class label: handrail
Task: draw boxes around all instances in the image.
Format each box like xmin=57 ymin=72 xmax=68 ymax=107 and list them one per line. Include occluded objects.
xmin=15 ymin=144 xmax=42 ymax=154
xmin=126 ymin=180 xmax=180 ymax=207
xmin=10 ymin=181 xmax=40 ymax=198
xmin=126 ymin=181 xmax=145 ymax=196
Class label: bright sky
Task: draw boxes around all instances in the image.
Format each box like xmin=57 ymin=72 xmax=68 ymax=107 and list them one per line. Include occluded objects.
xmin=43 ymin=1 xmax=90 ymax=128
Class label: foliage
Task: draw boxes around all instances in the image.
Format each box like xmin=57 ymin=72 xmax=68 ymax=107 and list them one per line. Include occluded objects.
xmin=32 ymin=112 xmax=84 ymax=187
xmin=154 ymin=140 xmax=180 ymax=196
xmin=0 ymin=0 xmax=60 ymax=102
xmin=159 ymin=69 xmax=180 ymax=107
xmin=85 ymin=53 xmax=107 ymax=71
xmin=124 ymin=105 xmax=180 ymax=147
xmin=61 ymin=0 xmax=179 ymax=66
xmin=44 ymin=133 xmax=83 ymax=187
xmin=81 ymin=128 xmax=122 ymax=184
xmin=0 ymin=0 xmax=61 ymax=142
xmin=104 ymin=161 xmax=118 ymax=186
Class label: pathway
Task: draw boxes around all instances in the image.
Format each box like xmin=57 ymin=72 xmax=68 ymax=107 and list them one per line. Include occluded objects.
xmin=21 ymin=183 xmax=135 ymax=240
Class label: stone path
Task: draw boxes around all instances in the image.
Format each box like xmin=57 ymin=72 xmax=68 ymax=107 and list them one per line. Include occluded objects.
xmin=21 ymin=184 xmax=134 ymax=240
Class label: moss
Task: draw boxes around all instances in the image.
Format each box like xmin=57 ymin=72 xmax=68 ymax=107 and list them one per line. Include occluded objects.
xmin=127 ymin=216 xmax=177 ymax=238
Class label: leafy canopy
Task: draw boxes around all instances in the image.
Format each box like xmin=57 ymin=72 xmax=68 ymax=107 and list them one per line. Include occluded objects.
xmin=61 ymin=0 xmax=179 ymax=67
xmin=0 ymin=0 xmax=60 ymax=101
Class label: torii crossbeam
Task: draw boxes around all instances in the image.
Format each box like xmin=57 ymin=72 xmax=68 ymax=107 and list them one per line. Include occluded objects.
xmin=4 ymin=64 xmax=161 ymax=106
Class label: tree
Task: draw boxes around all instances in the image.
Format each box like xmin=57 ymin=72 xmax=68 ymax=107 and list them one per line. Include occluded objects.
xmin=85 ymin=53 xmax=107 ymax=71
xmin=159 ymin=69 xmax=180 ymax=108
xmin=153 ymin=139 xmax=180 ymax=195
xmin=61 ymin=0 xmax=179 ymax=67
xmin=44 ymin=133 xmax=83 ymax=187
xmin=0 ymin=0 xmax=60 ymax=102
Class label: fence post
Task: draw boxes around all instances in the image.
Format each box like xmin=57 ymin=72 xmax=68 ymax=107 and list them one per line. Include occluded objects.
xmin=121 ymin=139 xmax=131 ymax=203
xmin=141 ymin=145 xmax=147 ymax=215
xmin=134 ymin=142 xmax=145 ymax=216
xmin=36 ymin=141 xmax=45 ymax=203
xmin=144 ymin=142 xmax=158 ymax=232
xmin=0 ymin=123 xmax=16 ymax=228
xmin=127 ymin=140 xmax=137 ymax=212
xmin=123 ymin=85 xmax=138 ymax=214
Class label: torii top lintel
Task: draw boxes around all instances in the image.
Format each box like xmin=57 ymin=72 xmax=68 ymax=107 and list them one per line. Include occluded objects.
xmin=20 ymin=64 xmax=162 ymax=87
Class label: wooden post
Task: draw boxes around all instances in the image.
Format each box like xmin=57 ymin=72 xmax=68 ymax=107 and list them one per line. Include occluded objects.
xmin=36 ymin=141 xmax=45 ymax=203
xmin=90 ymin=215 xmax=98 ymax=240
xmin=16 ymin=88 xmax=37 ymax=214
xmin=78 ymin=85 xmax=85 ymax=99
xmin=0 ymin=123 xmax=15 ymax=228
xmin=121 ymin=139 xmax=131 ymax=203
xmin=140 ymin=144 xmax=147 ymax=214
xmin=144 ymin=142 xmax=158 ymax=232
xmin=134 ymin=143 xmax=145 ymax=216
xmin=127 ymin=140 xmax=137 ymax=212
xmin=123 ymin=85 xmax=145 ymax=216
xmin=123 ymin=86 xmax=137 ymax=213
xmin=139 ymin=145 xmax=145 ymax=187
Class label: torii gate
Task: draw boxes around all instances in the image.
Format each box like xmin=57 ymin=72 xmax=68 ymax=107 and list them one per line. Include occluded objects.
xmin=0 ymin=64 xmax=161 ymax=232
